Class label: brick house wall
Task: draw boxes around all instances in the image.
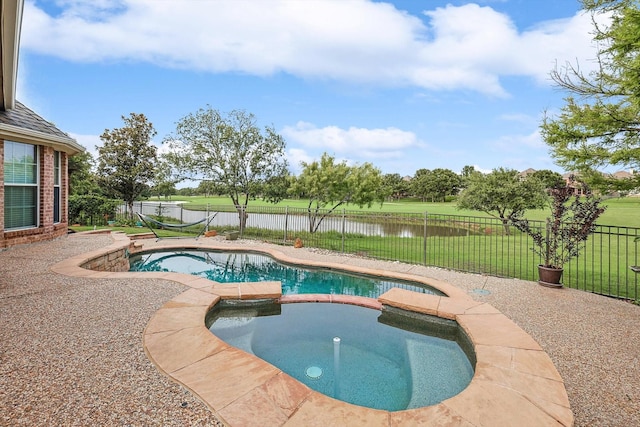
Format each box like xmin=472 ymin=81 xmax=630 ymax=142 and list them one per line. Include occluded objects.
xmin=1 ymin=141 xmax=70 ymax=249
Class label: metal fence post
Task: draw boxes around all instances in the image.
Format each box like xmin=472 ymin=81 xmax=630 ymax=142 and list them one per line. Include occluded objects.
xmin=341 ymin=208 xmax=346 ymax=253
xmin=284 ymin=206 xmax=289 ymax=243
xmin=206 ymin=204 xmax=210 ymax=232
xmin=240 ymin=205 xmax=245 ymax=237
xmin=423 ymin=211 xmax=428 ymax=265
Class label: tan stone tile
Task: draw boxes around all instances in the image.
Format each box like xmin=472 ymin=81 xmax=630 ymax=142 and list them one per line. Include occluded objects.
xmin=163 ymin=289 xmax=220 ymax=308
xmin=390 ymin=405 xmax=474 ymax=426
xmin=513 ymin=348 xmax=564 ymax=382
xmin=474 ymin=344 xmax=514 ymax=370
xmin=443 ymin=380 xmax=571 ymax=427
xmin=185 ymin=277 xmax=219 ymax=289
xmin=475 ymin=365 xmax=570 ymax=408
xmin=285 ymin=392 xmax=389 ymax=427
xmin=210 ymin=284 xmax=241 ymax=299
xmin=458 ymin=313 xmax=542 ymax=350
xmin=424 ymin=277 xmax=471 ymax=300
xmin=437 ymin=298 xmax=482 ymax=320
xmin=144 ymin=326 xmax=229 ymax=374
xmin=218 ymin=385 xmax=289 ymax=427
xmin=240 ymin=281 xmax=282 ymax=299
xmin=145 ymin=306 xmax=207 ymax=334
xmin=463 ymin=302 xmax=501 ymax=315
xmin=171 ymin=346 xmax=280 ymax=410
xmin=261 ymin=372 xmax=312 ymax=417
xmin=99 ymin=271 xmax=137 ymax=279
xmin=50 ymin=265 xmax=88 ymax=276
xmin=378 ymin=288 xmax=440 ymax=316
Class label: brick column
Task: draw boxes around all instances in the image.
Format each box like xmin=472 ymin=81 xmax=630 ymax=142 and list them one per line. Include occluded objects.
xmin=40 ymin=145 xmax=54 ymax=232
xmin=0 ymin=141 xmax=5 ymax=248
xmin=61 ymin=152 xmax=68 ymax=224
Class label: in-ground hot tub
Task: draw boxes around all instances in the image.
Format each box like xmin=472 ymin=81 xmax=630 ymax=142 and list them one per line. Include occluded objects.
xmin=206 ymin=300 xmax=475 ymax=411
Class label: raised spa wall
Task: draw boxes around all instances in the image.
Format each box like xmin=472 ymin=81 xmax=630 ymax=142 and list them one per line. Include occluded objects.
xmin=79 ymin=239 xmax=141 ymax=272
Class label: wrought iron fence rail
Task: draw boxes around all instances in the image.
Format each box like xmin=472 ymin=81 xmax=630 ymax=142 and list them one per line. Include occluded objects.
xmin=115 ymin=202 xmax=639 ymax=301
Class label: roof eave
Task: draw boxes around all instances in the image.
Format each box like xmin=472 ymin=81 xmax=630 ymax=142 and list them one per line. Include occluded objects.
xmin=0 ymin=122 xmax=84 ymax=154
xmin=2 ymin=0 xmax=24 ymax=111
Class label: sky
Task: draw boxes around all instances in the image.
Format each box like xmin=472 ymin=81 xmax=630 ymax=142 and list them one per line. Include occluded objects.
xmin=17 ymin=0 xmax=607 ymax=179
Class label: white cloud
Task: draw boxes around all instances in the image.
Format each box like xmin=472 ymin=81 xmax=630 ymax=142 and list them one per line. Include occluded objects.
xmin=492 ymin=129 xmax=545 ymax=152
xmin=473 ymin=165 xmax=493 ymax=174
xmin=286 ymin=148 xmax=313 ymax=174
xmin=21 ymin=0 xmax=602 ymax=97
xmin=281 ymin=121 xmax=420 ymax=160
xmin=68 ymin=132 xmax=101 ymax=157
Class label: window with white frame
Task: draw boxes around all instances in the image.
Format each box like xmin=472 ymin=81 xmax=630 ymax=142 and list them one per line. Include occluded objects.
xmin=4 ymin=141 xmax=39 ymax=229
xmin=54 ymin=151 xmax=61 ymax=223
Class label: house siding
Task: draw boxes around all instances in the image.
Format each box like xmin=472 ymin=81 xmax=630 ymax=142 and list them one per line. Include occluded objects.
xmin=1 ymin=140 xmax=69 ymax=249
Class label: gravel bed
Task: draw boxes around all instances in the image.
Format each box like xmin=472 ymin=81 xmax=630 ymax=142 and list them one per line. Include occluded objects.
xmin=0 ymin=234 xmax=225 ymax=426
xmin=1 ymin=234 xmax=639 ymax=426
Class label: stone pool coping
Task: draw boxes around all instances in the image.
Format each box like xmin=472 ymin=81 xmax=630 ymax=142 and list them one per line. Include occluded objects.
xmin=51 ymin=232 xmax=574 ymax=426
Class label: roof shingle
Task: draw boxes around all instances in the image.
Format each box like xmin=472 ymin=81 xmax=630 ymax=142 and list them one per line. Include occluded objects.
xmin=0 ymin=101 xmax=72 ymax=140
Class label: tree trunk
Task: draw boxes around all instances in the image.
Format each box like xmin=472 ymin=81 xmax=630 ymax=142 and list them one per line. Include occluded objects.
xmin=500 ymin=218 xmax=511 ymax=235
xmin=235 ymin=205 xmax=247 ymax=232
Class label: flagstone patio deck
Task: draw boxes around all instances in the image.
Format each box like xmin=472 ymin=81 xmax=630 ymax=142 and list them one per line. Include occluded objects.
xmin=50 ymin=232 xmax=573 ymax=426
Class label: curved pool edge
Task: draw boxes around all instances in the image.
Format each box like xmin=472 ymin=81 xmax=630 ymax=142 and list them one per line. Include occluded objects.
xmin=51 ymin=233 xmax=574 ymax=427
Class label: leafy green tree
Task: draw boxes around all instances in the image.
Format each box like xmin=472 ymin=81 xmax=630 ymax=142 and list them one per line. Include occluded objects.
xmin=410 ymin=168 xmax=461 ymax=202
xmin=68 ymin=150 xmax=99 ymax=195
xmin=542 ymin=0 xmax=640 ymax=192
xmin=163 ymin=106 xmax=289 ymax=230
xmin=176 ymin=187 xmax=197 ymax=197
xmin=428 ymin=168 xmax=462 ymax=202
xmin=530 ymin=169 xmax=565 ymax=189
xmin=457 ymin=168 xmax=547 ymax=234
xmin=459 ymin=165 xmax=478 ymax=189
xmin=150 ymin=160 xmax=178 ymax=200
xmin=381 ymin=173 xmax=409 ymax=200
xmin=260 ymin=173 xmax=292 ymax=203
xmin=68 ymin=194 xmax=121 ymax=225
xmin=290 ymin=153 xmax=385 ymax=233
xmin=196 ymin=180 xmax=222 ymax=197
xmin=410 ymin=169 xmax=431 ymax=201
xmin=96 ymin=113 xmax=158 ymax=216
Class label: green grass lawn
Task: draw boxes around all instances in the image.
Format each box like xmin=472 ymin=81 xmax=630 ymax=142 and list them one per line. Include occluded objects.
xmin=152 ymin=195 xmax=640 ymax=227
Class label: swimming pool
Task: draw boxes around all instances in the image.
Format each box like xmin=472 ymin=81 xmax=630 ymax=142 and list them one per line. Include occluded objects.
xmin=129 ymin=249 xmax=445 ymax=298
xmin=206 ymin=301 xmax=475 ymax=411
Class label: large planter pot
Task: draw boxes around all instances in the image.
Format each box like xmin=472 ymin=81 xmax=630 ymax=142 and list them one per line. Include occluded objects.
xmin=538 ymin=265 xmax=563 ymax=288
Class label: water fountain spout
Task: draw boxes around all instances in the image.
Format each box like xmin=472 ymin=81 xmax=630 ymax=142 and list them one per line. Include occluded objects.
xmin=333 ymin=336 xmax=341 ymax=398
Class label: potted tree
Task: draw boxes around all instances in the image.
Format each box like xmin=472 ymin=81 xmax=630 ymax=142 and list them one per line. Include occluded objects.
xmin=510 ymin=180 xmax=606 ymax=288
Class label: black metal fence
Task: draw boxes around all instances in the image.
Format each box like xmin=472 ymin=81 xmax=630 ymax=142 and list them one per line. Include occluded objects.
xmin=118 ymin=202 xmax=640 ymax=301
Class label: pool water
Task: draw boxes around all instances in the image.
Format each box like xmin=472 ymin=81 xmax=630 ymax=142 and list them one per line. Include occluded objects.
xmin=207 ymin=302 xmax=474 ymax=411
xmin=129 ymin=250 xmax=444 ymax=298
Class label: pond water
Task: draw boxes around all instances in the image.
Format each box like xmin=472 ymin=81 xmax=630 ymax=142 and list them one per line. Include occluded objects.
xmin=129 ymin=249 xmax=445 ymax=298
xmin=206 ymin=302 xmax=475 ymax=411
xmin=131 ymin=203 xmax=471 ymax=238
